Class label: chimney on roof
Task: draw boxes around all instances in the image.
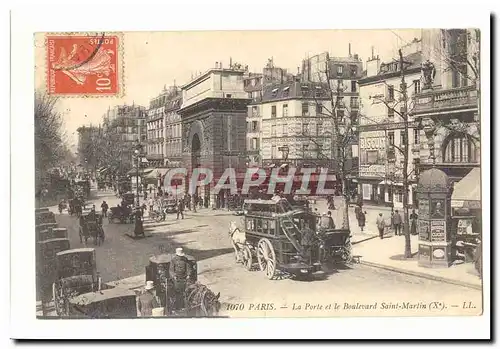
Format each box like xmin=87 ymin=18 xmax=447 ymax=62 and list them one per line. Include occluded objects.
xmin=215 ymin=61 xmax=218 ymax=68
xmin=230 ymin=57 xmax=233 ymax=68
xmin=349 ymin=43 xmax=351 ymax=57
xmin=371 ymin=46 xmax=374 ymax=59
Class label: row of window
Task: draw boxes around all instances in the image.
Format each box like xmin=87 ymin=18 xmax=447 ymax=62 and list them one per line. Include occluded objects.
xmin=267 ymin=122 xmax=326 ymax=137
xmin=268 ymin=144 xmax=327 ymax=159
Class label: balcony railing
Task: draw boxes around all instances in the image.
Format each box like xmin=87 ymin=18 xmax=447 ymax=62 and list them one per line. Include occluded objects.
xmin=414 ymin=85 xmax=478 ymax=114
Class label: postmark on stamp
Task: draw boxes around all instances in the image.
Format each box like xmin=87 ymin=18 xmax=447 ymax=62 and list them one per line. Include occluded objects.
xmin=46 ymin=32 xmax=123 ymax=97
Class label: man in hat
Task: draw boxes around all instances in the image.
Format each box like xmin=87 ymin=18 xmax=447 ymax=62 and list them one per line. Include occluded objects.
xmin=169 ymin=247 xmax=192 ymax=310
xmin=136 ymin=281 xmax=160 ymax=317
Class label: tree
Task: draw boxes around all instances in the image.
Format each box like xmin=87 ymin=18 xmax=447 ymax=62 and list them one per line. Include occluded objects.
xmin=301 ymin=58 xmax=359 ymax=230
xmin=34 ymin=92 xmax=71 ymax=190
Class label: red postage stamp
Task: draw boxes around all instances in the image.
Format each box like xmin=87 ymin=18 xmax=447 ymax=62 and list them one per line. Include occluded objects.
xmin=46 ymin=33 xmax=122 ymax=96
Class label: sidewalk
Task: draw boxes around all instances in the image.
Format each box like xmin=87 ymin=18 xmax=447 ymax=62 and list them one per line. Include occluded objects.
xmin=353 ymin=233 xmax=482 ymax=290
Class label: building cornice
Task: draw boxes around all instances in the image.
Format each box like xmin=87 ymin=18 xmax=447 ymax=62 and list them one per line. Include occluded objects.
xmin=358 ymin=67 xmax=421 ymax=85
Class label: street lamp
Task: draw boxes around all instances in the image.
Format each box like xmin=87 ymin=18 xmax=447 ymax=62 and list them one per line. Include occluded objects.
xmin=133 ymin=145 xmax=142 ymax=207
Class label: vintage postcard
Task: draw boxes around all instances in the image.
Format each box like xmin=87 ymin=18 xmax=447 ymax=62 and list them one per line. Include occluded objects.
xmin=22 ymin=20 xmax=490 ymax=339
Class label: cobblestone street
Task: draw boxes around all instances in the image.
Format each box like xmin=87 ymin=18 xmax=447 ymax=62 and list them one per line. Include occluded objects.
xmin=45 ymin=190 xmax=482 ymax=317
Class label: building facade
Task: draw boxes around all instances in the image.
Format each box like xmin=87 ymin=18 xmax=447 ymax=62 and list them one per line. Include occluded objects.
xmin=243 ymin=59 xmax=293 ymax=166
xmin=164 ymin=92 xmax=183 ymax=168
xmin=146 ymin=86 xmax=183 ymax=168
xmin=178 ymin=62 xmax=251 ymax=201
xmin=413 ymin=29 xmax=480 ymax=181
xmin=102 ymin=104 xmax=147 ymax=173
xmin=256 ymin=81 xmax=333 ymax=167
xmin=358 ymin=44 xmax=423 ymax=207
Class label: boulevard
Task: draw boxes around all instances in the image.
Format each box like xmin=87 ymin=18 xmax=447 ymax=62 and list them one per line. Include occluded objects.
xmin=40 ymin=186 xmax=481 ymax=317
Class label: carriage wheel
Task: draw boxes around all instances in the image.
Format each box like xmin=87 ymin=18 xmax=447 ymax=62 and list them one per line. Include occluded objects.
xmin=342 ymin=242 xmax=353 ymax=264
xmin=242 ymin=244 xmax=253 ymax=271
xmin=257 ymin=238 xmax=276 ymax=280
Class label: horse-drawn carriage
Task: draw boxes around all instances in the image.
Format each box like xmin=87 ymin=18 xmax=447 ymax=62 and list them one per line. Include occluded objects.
xmin=52 ymin=248 xmax=103 ymax=316
xmin=79 ymin=213 xmax=105 ymax=245
xmin=108 ymin=204 xmax=134 ymax=224
xmin=68 ymin=197 xmax=84 ymax=217
xmin=228 ymin=197 xmax=352 ymax=280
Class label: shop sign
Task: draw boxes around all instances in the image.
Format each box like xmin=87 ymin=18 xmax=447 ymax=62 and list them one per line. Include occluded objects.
xmin=418 ymin=220 xmax=430 ymax=242
xmin=457 ymin=218 xmax=472 ymax=236
xmin=359 ymin=164 xmax=385 ymax=178
xmin=418 ymin=244 xmax=431 ymax=261
xmin=419 ymin=199 xmax=430 ymax=219
xmin=431 ymin=220 xmax=446 ymax=242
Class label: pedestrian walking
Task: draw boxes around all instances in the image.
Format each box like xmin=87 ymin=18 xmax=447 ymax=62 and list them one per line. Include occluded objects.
xmin=192 ymin=193 xmax=197 ymax=213
xmin=136 ymin=281 xmax=160 ymax=317
xmin=134 ymin=206 xmax=145 ymax=237
xmin=376 ymin=213 xmax=386 ymax=239
xmin=148 ymin=197 xmax=154 ymax=213
xmin=410 ymin=209 xmax=418 ymax=235
xmin=393 ymin=210 xmax=402 ymax=236
xmin=176 ymin=199 xmax=185 ymax=220
xmin=327 ymin=211 xmax=336 ymax=229
xmin=101 ymin=200 xmax=109 ymax=217
xmin=358 ymin=211 xmax=366 ymax=232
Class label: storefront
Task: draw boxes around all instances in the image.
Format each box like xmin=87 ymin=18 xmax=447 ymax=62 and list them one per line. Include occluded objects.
xmin=450 ymin=168 xmax=481 ymax=263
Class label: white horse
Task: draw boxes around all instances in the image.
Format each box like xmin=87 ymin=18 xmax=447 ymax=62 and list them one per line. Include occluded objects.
xmin=229 ymin=221 xmax=246 ymax=262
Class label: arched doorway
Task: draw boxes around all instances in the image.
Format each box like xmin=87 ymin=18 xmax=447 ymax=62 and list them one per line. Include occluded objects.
xmin=191 ymin=133 xmax=201 ymax=169
xmin=191 ymin=133 xmax=208 ymax=205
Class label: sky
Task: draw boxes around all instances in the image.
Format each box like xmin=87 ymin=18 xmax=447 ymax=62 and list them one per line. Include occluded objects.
xmin=34 ymin=29 xmax=421 ymax=150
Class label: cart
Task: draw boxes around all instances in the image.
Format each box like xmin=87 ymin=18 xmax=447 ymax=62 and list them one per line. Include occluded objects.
xmin=228 ymin=197 xmax=352 ymax=280
xmin=36 ymin=237 xmax=71 ymax=308
xmin=68 ymin=288 xmax=137 ymax=318
xmin=52 ymin=248 xmax=102 ymax=316
xmin=79 ymin=213 xmax=105 ymax=245
xmin=108 ymin=205 xmax=134 ymax=224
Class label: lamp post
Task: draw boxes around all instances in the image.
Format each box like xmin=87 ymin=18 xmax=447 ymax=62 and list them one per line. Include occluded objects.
xmin=133 ymin=141 xmax=143 ymax=207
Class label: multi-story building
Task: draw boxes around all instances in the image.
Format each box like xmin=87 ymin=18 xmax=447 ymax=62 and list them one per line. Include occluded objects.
xmin=358 ymin=41 xmax=423 ymax=207
xmin=146 ymin=89 xmax=167 ymax=168
xmin=164 ymin=91 xmax=183 ymax=168
xmin=102 ymin=104 xmax=147 ymax=172
xmin=414 ymin=29 xmax=480 ymax=182
xmin=178 ymin=62 xmax=251 ymax=203
xmin=257 ymin=81 xmax=333 ymax=167
xmin=244 ymin=58 xmax=293 ymax=166
xmin=146 ymin=86 xmax=183 ymax=168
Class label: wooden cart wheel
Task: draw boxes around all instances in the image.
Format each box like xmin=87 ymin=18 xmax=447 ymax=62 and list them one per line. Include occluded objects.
xmin=257 ymin=238 xmax=276 ymax=279
xmin=242 ymin=244 xmax=253 ymax=271
xmin=342 ymin=241 xmax=353 ymax=264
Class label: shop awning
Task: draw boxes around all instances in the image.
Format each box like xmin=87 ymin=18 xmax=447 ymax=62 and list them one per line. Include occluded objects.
xmin=144 ymin=168 xmax=169 ymax=180
xmin=451 ymin=168 xmax=481 ymax=209
xmin=379 ymin=180 xmax=403 ymax=186
xmin=126 ymin=167 xmax=155 ymax=176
